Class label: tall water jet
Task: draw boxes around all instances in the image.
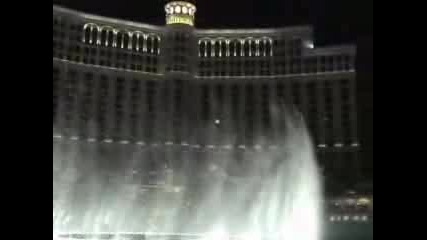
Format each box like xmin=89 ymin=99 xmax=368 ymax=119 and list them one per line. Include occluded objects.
xmin=53 ymin=104 xmax=323 ymax=240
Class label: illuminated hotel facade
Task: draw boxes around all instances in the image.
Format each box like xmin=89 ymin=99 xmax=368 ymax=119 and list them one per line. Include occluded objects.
xmin=53 ymin=1 xmax=369 ymax=225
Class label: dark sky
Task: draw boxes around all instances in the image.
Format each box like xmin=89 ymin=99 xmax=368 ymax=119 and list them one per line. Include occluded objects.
xmin=53 ymin=0 xmax=373 ymax=181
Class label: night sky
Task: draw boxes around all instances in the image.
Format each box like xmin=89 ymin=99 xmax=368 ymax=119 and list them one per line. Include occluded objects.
xmin=53 ymin=0 xmax=373 ymax=182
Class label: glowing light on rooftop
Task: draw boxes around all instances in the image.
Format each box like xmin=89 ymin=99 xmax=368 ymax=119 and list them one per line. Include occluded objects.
xmin=166 ymin=15 xmax=194 ymax=26
xmin=357 ymin=197 xmax=371 ymax=205
xmin=165 ymin=1 xmax=196 ymax=26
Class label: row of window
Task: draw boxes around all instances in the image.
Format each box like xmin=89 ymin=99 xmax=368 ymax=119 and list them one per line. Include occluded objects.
xmin=82 ymin=23 xmax=161 ymax=55
xmin=197 ymin=57 xmax=354 ymax=77
xmin=55 ymin=24 xmax=354 ymax=76
xmin=198 ymin=37 xmax=273 ymax=57
xmin=54 ymin=40 xmax=160 ymax=73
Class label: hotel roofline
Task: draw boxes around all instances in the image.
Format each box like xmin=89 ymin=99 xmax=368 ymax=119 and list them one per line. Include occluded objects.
xmin=53 ymin=5 xmax=312 ymax=37
xmin=53 ymin=5 xmax=356 ymax=57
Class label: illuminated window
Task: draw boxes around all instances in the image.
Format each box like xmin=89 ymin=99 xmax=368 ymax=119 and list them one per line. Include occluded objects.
xmin=116 ymin=32 xmax=129 ymax=49
xmin=243 ymin=41 xmax=250 ymax=57
xmin=166 ymin=15 xmax=194 ymax=26
xmin=214 ymin=41 xmax=221 ymax=57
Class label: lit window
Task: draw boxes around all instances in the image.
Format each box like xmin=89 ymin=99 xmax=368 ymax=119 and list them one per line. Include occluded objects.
xmin=166 ymin=15 xmax=194 ymax=26
xmin=182 ymin=6 xmax=188 ymax=14
xmin=175 ymin=6 xmax=181 ymax=13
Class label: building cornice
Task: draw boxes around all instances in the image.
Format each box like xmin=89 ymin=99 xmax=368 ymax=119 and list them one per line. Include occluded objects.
xmin=54 ymin=5 xmax=313 ymax=38
xmin=53 ymin=5 xmax=163 ymax=32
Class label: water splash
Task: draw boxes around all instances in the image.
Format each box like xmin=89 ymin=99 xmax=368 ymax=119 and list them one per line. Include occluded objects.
xmin=53 ymin=105 xmax=323 ymax=240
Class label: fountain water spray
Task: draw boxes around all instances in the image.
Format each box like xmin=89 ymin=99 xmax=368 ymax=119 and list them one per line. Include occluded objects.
xmin=53 ymin=104 xmax=323 ymax=240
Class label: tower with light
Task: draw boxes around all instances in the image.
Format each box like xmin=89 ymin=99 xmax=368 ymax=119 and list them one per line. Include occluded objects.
xmin=165 ymin=1 xmax=197 ymax=26
xmin=160 ymin=0 xmax=199 ymax=148
xmin=161 ymin=0 xmax=198 ymax=74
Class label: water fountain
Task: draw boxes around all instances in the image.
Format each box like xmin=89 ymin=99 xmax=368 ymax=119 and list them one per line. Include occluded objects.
xmin=53 ymin=104 xmax=323 ymax=240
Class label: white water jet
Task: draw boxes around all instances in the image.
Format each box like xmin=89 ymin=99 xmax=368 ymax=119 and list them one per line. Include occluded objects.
xmin=53 ymin=105 xmax=323 ymax=240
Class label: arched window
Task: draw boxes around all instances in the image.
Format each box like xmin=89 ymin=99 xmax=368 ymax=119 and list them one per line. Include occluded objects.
xmin=269 ymin=39 xmax=274 ymax=56
xmin=236 ymin=40 xmax=242 ymax=57
xmin=90 ymin=27 xmax=98 ymax=45
xmin=199 ymin=41 xmax=206 ymax=57
xmin=255 ymin=40 xmax=260 ymax=56
xmin=100 ymin=27 xmax=114 ymax=47
xmin=133 ymin=32 xmax=144 ymax=51
xmin=206 ymin=41 xmax=212 ymax=57
xmin=100 ymin=30 xmax=108 ymax=46
xmin=265 ymin=39 xmax=272 ymax=57
xmin=124 ymin=33 xmax=130 ymax=49
xmin=138 ymin=34 xmax=145 ymax=52
xmin=243 ymin=40 xmax=250 ymax=57
xmin=220 ymin=40 xmax=227 ymax=57
xmin=250 ymin=39 xmax=256 ymax=57
xmin=214 ymin=41 xmax=221 ymax=57
xmin=83 ymin=26 xmax=92 ymax=44
xmin=146 ymin=37 xmax=153 ymax=53
xmin=116 ymin=32 xmax=128 ymax=49
xmin=153 ymin=37 xmax=159 ymax=54
xmin=157 ymin=37 xmax=161 ymax=54
xmin=131 ymin=34 xmax=138 ymax=51
xmin=260 ymin=40 xmax=266 ymax=56
xmin=230 ymin=40 xmax=237 ymax=57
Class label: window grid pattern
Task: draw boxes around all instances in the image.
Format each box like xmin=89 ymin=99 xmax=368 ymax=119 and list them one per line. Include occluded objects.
xmin=197 ymin=37 xmax=355 ymax=77
xmin=53 ymin=19 xmax=161 ymax=74
xmin=53 ymin=10 xmax=357 ymax=149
